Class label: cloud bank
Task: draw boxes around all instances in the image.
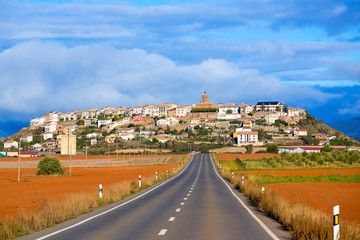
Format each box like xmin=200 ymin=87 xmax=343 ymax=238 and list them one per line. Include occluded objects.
xmin=0 ymin=41 xmax=339 ymax=117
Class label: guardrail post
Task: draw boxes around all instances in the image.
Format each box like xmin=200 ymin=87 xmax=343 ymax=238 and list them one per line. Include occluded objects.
xmin=99 ymin=184 xmax=102 ymax=199
xmin=333 ymin=205 xmax=340 ymax=240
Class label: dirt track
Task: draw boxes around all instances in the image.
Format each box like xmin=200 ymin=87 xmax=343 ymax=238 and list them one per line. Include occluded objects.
xmin=237 ymin=168 xmax=360 ymax=176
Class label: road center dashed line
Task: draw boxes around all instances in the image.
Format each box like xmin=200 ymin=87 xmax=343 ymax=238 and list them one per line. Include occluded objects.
xmin=187 ymin=194 xmax=190 ymax=196
xmin=158 ymin=229 xmax=168 ymax=236
xmin=168 ymin=217 xmax=175 ymax=222
xmin=180 ymin=202 xmax=185 ymax=205
xmin=184 ymin=197 xmax=188 ymax=200
xmin=176 ymin=208 xmax=181 ymax=212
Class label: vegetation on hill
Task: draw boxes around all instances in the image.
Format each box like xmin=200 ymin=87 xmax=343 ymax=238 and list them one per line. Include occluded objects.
xmin=297 ymin=112 xmax=359 ymax=145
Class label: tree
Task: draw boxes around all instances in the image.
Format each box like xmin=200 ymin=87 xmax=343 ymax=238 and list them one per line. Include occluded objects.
xmin=257 ymin=129 xmax=266 ymax=141
xmin=76 ymin=120 xmax=84 ymax=125
xmin=37 ymin=157 xmax=64 ymax=175
xmin=113 ymin=115 xmax=120 ymax=121
xmin=321 ymin=145 xmax=332 ymax=152
xmin=245 ymin=144 xmax=253 ymax=154
xmin=128 ymin=123 xmax=135 ymax=128
xmin=266 ymin=144 xmax=279 ymax=153
xmin=226 ymin=109 xmax=232 ymax=114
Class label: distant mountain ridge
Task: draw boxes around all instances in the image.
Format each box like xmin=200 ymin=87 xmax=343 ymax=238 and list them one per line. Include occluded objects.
xmin=329 ymin=117 xmax=360 ymax=141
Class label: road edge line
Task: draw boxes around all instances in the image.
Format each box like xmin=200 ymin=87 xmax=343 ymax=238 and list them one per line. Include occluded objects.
xmin=36 ymin=155 xmax=195 ymax=240
xmin=209 ymin=155 xmax=280 ymax=240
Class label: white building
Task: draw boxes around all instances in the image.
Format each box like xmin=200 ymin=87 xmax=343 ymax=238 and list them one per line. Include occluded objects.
xmin=217 ymin=113 xmax=241 ymax=120
xmin=43 ymin=133 xmax=53 ymax=140
xmin=30 ymin=117 xmax=45 ymax=126
xmin=109 ymin=121 xmax=123 ymax=130
xmin=294 ymin=129 xmax=308 ymax=137
xmin=32 ymin=143 xmax=43 ymax=151
xmin=255 ymin=101 xmax=284 ymax=112
xmin=236 ymin=131 xmax=259 ymax=145
xmin=45 ymin=124 xmax=57 ymax=133
xmin=120 ymin=133 xmax=135 ymax=141
xmin=86 ymin=132 xmax=102 ymax=138
xmin=98 ymin=119 xmax=112 ymax=128
xmin=4 ymin=141 xmax=19 ymax=149
xmin=20 ymin=135 xmax=33 ymax=142
xmin=157 ymin=119 xmax=171 ymax=127
xmin=118 ymin=128 xmax=135 ymax=135
xmin=218 ymin=105 xmax=240 ymax=115
xmin=139 ymin=130 xmax=155 ymax=135
xmin=175 ymin=106 xmax=192 ymax=118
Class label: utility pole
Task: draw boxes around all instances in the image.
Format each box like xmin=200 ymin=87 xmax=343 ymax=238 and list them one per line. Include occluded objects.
xmin=85 ymin=145 xmax=88 ymax=170
xmin=18 ymin=141 xmax=20 ymax=182
xmin=69 ymin=143 xmax=72 ymax=174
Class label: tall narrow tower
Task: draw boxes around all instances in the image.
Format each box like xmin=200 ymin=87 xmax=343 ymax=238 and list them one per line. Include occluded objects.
xmin=201 ymin=91 xmax=209 ymax=103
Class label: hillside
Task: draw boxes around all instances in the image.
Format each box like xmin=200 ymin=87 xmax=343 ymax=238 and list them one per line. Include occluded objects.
xmin=297 ymin=114 xmax=356 ymax=141
xmin=329 ymin=117 xmax=360 ymax=141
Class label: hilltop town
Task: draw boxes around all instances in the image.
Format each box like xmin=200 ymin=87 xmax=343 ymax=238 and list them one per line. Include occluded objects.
xmin=0 ymin=92 xmax=357 ymax=157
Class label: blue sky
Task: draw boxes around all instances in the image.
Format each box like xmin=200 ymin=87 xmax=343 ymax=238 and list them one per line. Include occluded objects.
xmin=0 ymin=0 xmax=359 ymax=137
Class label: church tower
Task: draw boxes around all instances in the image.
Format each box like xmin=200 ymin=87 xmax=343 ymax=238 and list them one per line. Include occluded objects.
xmin=201 ymin=91 xmax=209 ymax=103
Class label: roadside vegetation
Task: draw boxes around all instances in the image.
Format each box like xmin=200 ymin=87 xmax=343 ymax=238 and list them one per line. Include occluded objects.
xmin=0 ymin=155 xmax=192 ymax=239
xmin=214 ymin=155 xmax=360 ymax=239
xmin=242 ymin=150 xmax=360 ymax=170
xmin=249 ymin=174 xmax=360 ymax=185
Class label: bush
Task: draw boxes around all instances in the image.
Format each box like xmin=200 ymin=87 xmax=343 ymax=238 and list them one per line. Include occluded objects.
xmin=37 ymin=157 xmax=64 ymax=175
xmin=266 ymin=144 xmax=279 ymax=153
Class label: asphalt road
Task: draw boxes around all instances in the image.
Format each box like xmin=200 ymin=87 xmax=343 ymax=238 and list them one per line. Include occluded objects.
xmin=22 ymin=153 xmax=291 ymax=240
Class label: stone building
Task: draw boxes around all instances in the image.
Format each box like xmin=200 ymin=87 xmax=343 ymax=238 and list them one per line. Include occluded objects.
xmin=60 ymin=126 xmax=76 ymax=156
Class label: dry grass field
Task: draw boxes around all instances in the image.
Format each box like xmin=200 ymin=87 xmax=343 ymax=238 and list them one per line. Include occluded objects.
xmin=218 ymin=153 xmax=360 ymax=224
xmin=0 ymin=154 xmax=185 ymax=221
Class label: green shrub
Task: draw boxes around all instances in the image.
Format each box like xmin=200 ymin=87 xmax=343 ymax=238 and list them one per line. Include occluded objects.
xmin=266 ymin=144 xmax=279 ymax=153
xmin=37 ymin=157 xmax=65 ymax=175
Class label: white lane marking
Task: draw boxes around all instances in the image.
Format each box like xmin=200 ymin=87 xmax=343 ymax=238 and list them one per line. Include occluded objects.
xmin=209 ymin=155 xmax=280 ymax=240
xmin=36 ymin=156 xmax=196 ymax=240
xmin=187 ymin=194 xmax=190 ymax=196
xmin=189 ymin=191 xmax=192 ymax=193
xmin=184 ymin=197 xmax=188 ymax=200
xmin=168 ymin=217 xmax=175 ymax=222
xmin=158 ymin=229 xmax=168 ymax=235
xmin=180 ymin=202 xmax=185 ymax=205
xmin=191 ymin=188 xmax=193 ymax=190
xmin=176 ymin=208 xmax=181 ymax=212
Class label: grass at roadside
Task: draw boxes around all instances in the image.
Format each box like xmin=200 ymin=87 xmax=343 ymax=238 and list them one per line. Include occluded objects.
xmin=213 ymin=154 xmax=360 ymax=240
xmin=0 ymin=155 xmax=192 ymax=239
xmin=249 ymin=174 xmax=360 ymax=184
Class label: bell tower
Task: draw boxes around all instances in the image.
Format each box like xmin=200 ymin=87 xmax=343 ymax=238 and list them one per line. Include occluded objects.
xmin=201 ymin=91 xmax=209 ymax=103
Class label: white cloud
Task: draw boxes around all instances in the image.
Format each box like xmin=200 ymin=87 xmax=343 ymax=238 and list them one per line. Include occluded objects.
xmin=0 ymin=41 xmax=339 ymax=116
xmin=333 ymin=5 xmax=347 ymax=15
xmin=339 ymin=100 xmax=360 ymax=115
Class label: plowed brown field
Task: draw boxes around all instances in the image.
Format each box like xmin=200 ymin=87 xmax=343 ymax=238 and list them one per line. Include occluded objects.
xmin=267 ymin=182 xmax=360 ymax=224
xmin=0 ymin=164 xmax=177 ymax=220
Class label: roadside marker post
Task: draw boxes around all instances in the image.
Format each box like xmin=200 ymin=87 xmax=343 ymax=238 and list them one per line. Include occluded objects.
xmin=262 ymin=187 xmax=265 ymax=194
xmin=139 ymin=175 xmax=142 ymax=188
xmin=242 ymin=176 xmax=244 ymax=184
xmin=156 ymin=172 xmax=158 ymax=180
xmin=232 ymin=172 xmax=234 ymax=178
xmin=333 ymin=205 xmax=340 ymax=240
xmin=166 ymin=170 xmax=168 ymax=175
xmin=99 ymin=184 xmax=102 ymax=199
